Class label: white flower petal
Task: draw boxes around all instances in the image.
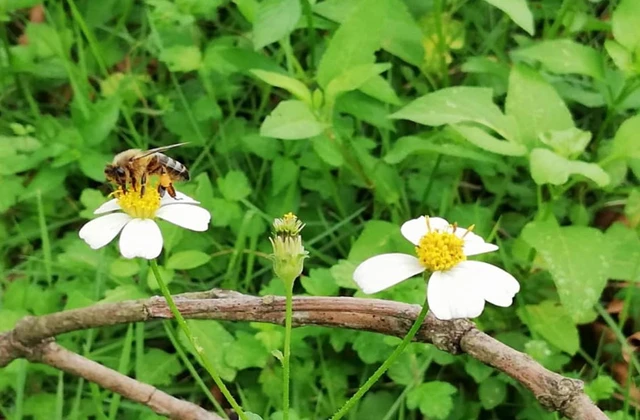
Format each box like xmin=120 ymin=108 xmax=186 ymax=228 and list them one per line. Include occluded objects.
xmin=160 ymin=191 xmax=200 ymax=206
xmin=427 ymin=267 xmax=485 ymax=320
xmin=94 ymin=199 xmax=121 ymax=214
xmin=400 ymin=216 xmax=429 ymax=245
xmin=353 ymin=253 xmax=424 ymax=294
xmin=463 ymin=242 xmax=499 ymax=256
xmin=79 ymin=213 xmax=131 ymax=250
xmin=460 ymin=261 xmax=520 ymax=307
xmin=156 ymin=204 xmax=211 ymax=231
xmin=118 ymin=219 xmax=163 ymax=259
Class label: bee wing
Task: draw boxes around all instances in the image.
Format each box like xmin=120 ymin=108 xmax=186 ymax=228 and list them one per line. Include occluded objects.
xmin=133 ymin=142 xmax=190 ymax=160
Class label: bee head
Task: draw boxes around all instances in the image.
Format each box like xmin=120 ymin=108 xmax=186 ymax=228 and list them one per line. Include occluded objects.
xmin=104 ymin=164 xmax=127 ymax=183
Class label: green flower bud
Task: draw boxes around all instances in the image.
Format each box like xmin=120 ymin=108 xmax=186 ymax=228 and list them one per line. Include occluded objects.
xmin=270 ymin=213 xmax=308 ymax=285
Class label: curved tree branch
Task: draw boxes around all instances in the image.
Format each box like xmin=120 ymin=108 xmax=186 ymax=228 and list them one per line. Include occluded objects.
xmin=0 ymin=289 xmax=606 ymax=420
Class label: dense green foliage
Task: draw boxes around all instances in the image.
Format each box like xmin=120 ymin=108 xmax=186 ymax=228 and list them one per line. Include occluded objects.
xmin=1 ymin=0 xmax=640 ymax=419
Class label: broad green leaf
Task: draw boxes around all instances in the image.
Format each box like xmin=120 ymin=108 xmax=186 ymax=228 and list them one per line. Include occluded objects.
xmin=605 ymin=40 xmax=633 ymax=73
xmin=311 ymin=135 xmax=344 ymax=167
xmin=353 ymin=332 xmax=392 ymax=363
xmin=529 ymin=148 xmax=610 ymax=187
xmin=218 ymin=170 xmax=252 ymax=201
xmin=260 ymin=100 xmax=327 ymax=140
xmin=178 ymin=320 xmax=236 ymax=381
xmin=522 ymin=220 xmax=609 ymax=323
xmin=348 ymin=220 xmax=410 ymax=262
xmin=138 ymin=349 xmax=182 ymax=385
xmin=0 ymin=0 xmax=41 ymax=11
xmin=79 ymin=151 xmax=112 ymax=182
xmin=271 ymin=157 xmax=300 ymax=195
xmin=539 ymin=127 xmax=591 ymax=158
xmin=520 ymin=301 xmax=580 ymax=355
xmin=585 ymin=375 xmax=618 ymax=402
xmin=358 ymin=74 xmax=401 ymax=105
xmin=159 ymin=46 xmax=202 ymax=72
xmin=225 ymin=331 xmax=270 ymax=370
xmin=512 ymin=40 xmax=603 ymax=79
xmin=483 ymin=0 xmax=534 ymax=35
xmin=79 ymin=98 xmax=121 ymax=146
xmin=336 ymin=91 xmax=395 ymax=131
xmin=326 ymin=63 xmax=391 ymax=103
xmin=464 ymin=358 xmax=494 ymax=383
xmin=406 ymin=381 xmax=457 ymax=419
xmin=204 ymin=46 xmax=284 ymax=74
xmin=478 ymin=377 xmax=507 ymax=410
xmin=450 ymin=124 xmax=527 ymax=156
xmin=390 ymin=87 xmax=518 ymax=142
xmin=384 ymin=135 xmax=503 ymax=165
xmin=612 ymin=114 xmax=640 ymax=160
xmin=146 ymin=266 xmax=175 ymax=290
xmin=166 ymin=250 xmax=212 ymax=270
xmin=110 ymin=259 xmax=140 ymax=278
xmin=612 ymin=0 xmax=640 ymax=52
xmin=317 ymin=0 xmax=388 ymax=87
xmin=506 ymin=64 xmax=574 ymax=147
xmin=301 ymin=268 xmax=340 ymax=296
xmin=250 ymin=69 xmax=311 ymax=104
xmin=604 ymin=223 xmax=640 ymax=282
xmin=253 ymin=0 xmax=301 ymax=50
xmin=101 ymin=285 xmax=149 ymax=303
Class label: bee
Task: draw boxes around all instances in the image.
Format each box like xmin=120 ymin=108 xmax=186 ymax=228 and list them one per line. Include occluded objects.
xmin=104 ymin=143 xmax=190 ymax=199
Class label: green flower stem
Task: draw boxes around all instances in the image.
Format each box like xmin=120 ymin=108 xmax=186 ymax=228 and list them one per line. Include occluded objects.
xmin=330 ymin=299 xmax=430 ymax=420
xmin=149 ymin=260 xmax=247 ymax=420
xmin=282 ymin=282 xmax=294 ymax=420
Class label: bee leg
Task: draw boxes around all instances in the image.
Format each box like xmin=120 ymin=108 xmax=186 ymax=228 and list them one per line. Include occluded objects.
xmin=166 ymin=182 xmax=178 ymax=199
xmin=130 ymin=175 xmax=137 ymax=194
xmin=159 ymin=170 xmax=180 ymax=200
xmin=140 ymin=172 xmax=147 ymax=198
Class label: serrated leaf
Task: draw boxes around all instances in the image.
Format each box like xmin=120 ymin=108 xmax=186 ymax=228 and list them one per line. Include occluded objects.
xmin=522 ymin=220 xmax=610 ymax=323
xmin=384 ymin=135 xmax=503 ymax=165
xmin=301 ymin=268 xmax=340 ymax=296
xmin=312 ymin=135 xmax=344 ymax=167
xmin=520 ymin=301 xmax=580 ymax=355
xmin=159 ymin=46 xmax=202 ymax=72
xmin=406 ymin=381 xmax=457 ymax=419
xmin=585 ymin=375 xmax=618 ymax=402
xmin=604 ymin=223 xmax=640 ymax=282
xmin=250 ymin=69 xmax=311 ymax=104
xmin=539 ymin=127 xmax=591 ymax=158
xmin=138 ymin=349 xmax=182 ymax=386
xmin=353 ymin=332 xmax=392 ymax=363
xmin=79 ymin=98 xmax=121 ymax=146
xmin=612 ymin=115 xmax=640 ymax=160
xmin=218 ymin=170 xmax=252 ymax=201
xmin=483 ymin=0 xmax=534 ymax=35
xmin=326 ymin=63 xmax=391 ymax=102
xmin=512 ymin=39 xmax=604 ymax=79
xmin=166 ymin=250 xmax=211 ymax=270
xmin=529 ymin=148 xmax=610 ymax=187
xmin=110 ymin=259 xmax=140 ymax=278
xmin=506 ymin=64 xmax=574 ymax=147
xmin=178 ymin=320 xmax=236 ymax=381
xmin=390 ymin=87 xmax=517 ymax=141
xmin=317 ymin=0 xmax=387 ymax=87
xmin=450 ymin=124 xmax=527 ymax=156
xmin=260 ymin=100 xmax=327 ymax=140
xmin=253 ymin=0 xmax=301 ymax=50
xmin=478 ymin=377 xmax=507 ymax=410
xmin=612 ymin=0 xmax=640 ymax=52
xmin=225 ymin=331 xmax=270 ymax=370
xmin=146 ymin=266 xmax=175 ymax=290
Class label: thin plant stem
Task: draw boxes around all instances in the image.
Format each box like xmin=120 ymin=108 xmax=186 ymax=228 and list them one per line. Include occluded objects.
xmin=282 ymin=282 xmax=294 ymax=420
xmin=149 ymin=260 xmax=247 ymax=420
xmin=330 ymin=299 xmax=430 ymax=420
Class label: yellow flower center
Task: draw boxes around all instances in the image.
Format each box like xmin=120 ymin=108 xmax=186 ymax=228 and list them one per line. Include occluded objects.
xmin=415 ymin=218 xmax=467 ymax=272
xmin=112 ymin=187 xmax=161 ymax=219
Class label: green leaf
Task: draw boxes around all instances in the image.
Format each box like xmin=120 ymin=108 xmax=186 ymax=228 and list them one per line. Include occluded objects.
xmin=326 ymin=63 xmax=391 ymax=103
xmin=336 ymin=91 xmax=395 ymax=131
xmin=464 ymin=357 xmax=494 ymax=383
xmin=260 ymin=100 xmax=327 ymax=140
xmin=358 ymin=74 xmax=401 ymax=105
xmin=406 ymin=381 xmax=457 ymax=419
xmin=478 ymin=377 xmax=507 ymax=410
xmin=522 ymin=220 xmax=610 ymax=323
xmin=585 ymin=375 xmax=618 ymax=402
xmin=348 ymin=220 xmax=409 ymax=262
xmin=379 ymin=0 xmax=424 ymax=66
xmin=353 ymin=332 xmax=392 ymax=363
xmin=483 ymin=0 xmax=534 ymax=35
xmin=166 ymin=250 xmax=212 ymax=270
xmin=110 ymin=259 xmax=140 ymax=278
xmin=218 ymin=170 xmax=252 ymax=201
xmin=253 ymin=0 xmax=301 ymax=50
xmin=301 ymin=268 xmax=340 ymax=296
xmin=605 ymin=40 xmax=633 ymax=73
xmin=612 ymin=0 xmax=640 ymax=52
xmin=225 ymin=331 xmax=270 ymax=370
xmin=317 ymin=0 xmax=387 ymax=88
xmin=520 ymin=301 xmax=580 ymax=355
xmin=604 ymin=223 xmax=640 ymax=282
xmin=159 ymin=46 xmax=202 ymax=72
xmin=539 ymin=127 xmax=592 ymax=159
xmin=79 ymin=98 xmax=121 ymax=146
xmin=384 ymin=135 xmax=503 ymax=165
xmin=529 ymin=148 xmax=610 ymax=187
xmin=146 ymin=266 xmax=175 ymax=290
xmin=101 ymin=285 xmax=149 ymax=303
xmin=390 ymin=87 xmax=518 ymax=141
xmin=178 ymin=320 xmax=236 ymax=381
xmin=450 ymin=124 xmax=527 ymax=156
xmin=79 ymin=151 xmax=112 ymax=182
xmin=138 ymin=349 xmax=182 ymax=386
xmin=512 ymin=40 xmax=604 ymax=79
xmin=250 ymin=69 xmax=311 ymax=104
xmin=505 ymin=64 xmax=574 ymax=147
xmin=612 ymin=115 xmax=640 ymax=160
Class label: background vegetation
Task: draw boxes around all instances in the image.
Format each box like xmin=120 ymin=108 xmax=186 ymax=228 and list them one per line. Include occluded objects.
xmin=1 ymin=0 xmax=639 ymax=418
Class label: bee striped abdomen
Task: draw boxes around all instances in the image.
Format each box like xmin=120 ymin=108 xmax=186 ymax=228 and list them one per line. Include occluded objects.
xmin=156 ymin=153 xmax=190 ymax=180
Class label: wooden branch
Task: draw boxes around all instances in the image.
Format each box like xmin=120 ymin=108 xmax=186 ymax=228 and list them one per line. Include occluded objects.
xmin=0 ymin=289 xmax=606 ymax=420
xmin=21 ymin=340 xmax=221 ymax=420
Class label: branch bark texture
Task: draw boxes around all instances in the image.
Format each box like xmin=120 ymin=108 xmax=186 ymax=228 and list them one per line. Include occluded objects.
xmin=0 ymin=289 xmax=606 ymax=420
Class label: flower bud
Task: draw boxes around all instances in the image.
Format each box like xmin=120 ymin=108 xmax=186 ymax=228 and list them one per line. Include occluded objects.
xmin=270 ymin=213 xmax=308 ymax=285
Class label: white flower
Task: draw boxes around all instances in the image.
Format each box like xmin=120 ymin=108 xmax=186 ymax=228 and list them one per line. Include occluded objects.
xmin=353 ymin=216 xmax=520 ymax=320
xmin=79 ymin=189 xmax=211 ymax=260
